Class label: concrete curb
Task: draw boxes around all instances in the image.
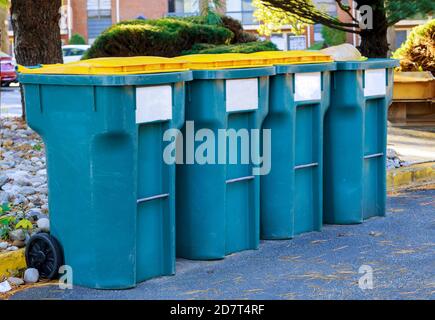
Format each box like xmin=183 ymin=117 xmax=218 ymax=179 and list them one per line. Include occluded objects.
xmin=0 ymin=249 xmax=26 ymax=280
xmin=387 ymin=162 xmax=435 ymax=192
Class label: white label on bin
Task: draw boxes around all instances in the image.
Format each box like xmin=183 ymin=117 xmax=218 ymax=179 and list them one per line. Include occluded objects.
xmin=294 ymin=72 xmax=321 ymax=102
xmin=135 ymin=85 xmax=172 ymax=124
xmin=364 ymin=69 xmax=386 ymax=97
xmin=226 ymin=78 xmax=259 ymax=112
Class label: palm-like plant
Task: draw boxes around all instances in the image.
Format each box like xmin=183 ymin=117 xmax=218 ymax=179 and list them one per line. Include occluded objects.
xmin=199 ymin=0 xmax=224 ymax=16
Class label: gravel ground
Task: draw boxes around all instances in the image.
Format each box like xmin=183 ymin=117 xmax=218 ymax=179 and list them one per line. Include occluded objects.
xmin=0 ymin=118 xmax=49 ymax=252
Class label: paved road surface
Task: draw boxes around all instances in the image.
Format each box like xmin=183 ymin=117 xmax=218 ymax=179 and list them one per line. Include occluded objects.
xmin=10 ymin=188 xmax=435 ymax=300
xmin=0 ymin=85 xmax=22 ymax=118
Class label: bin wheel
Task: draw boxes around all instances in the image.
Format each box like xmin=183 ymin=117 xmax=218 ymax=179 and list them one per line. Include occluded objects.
xmin=25 ymin=233 xmax=64 ymax=280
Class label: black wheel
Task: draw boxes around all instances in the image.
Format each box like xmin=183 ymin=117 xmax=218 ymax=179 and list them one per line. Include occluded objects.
xmin=25 ymin=233 xmax=64 ymax=280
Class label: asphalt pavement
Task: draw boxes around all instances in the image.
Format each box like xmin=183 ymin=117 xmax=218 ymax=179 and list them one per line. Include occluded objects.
xmin=9 ymin=188 xmax=435 ymax=300
xmin=0 ymin=85 xmax=22 ymax=118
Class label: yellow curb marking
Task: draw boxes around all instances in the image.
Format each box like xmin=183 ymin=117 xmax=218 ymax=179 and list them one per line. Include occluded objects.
xmin=0 ymin=249 xmax=27 ymax=279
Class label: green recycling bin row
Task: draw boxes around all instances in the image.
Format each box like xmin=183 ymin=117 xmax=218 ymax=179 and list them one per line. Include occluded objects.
xmin=18 ymin=53 xmax=398 ymax=289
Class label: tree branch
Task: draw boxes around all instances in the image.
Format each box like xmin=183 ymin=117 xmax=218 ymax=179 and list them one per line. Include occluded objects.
xmin=260 ymin=0 xmax=361 ymax=33
xmin=335 ymin=0 xmax=359 ymax=23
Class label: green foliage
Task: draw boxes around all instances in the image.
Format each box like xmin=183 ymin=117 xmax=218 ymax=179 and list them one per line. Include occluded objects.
xmin=253 ymin=0 xmax=308 ymax=36
xmin=220 ymin=15 xmax=259 ymax=44
xmin=15 ymin=219 xmax=33 ymax=230
xmin=182 ymin=40 xmax=278 ymax=54
xmin=392 ymin=19 xmax=435 ymax=75
xmin=69 ymin=33 xmax=86 ymax=45
xmin=32 ymin=143 xmax=43 ymax=151
xmin=0 ymin=214 xmax=15 ymax=240
xmin=0 ymin=203 xmax=11 ymax=214
xmin=386 ymin=0 xmax=435 ymax=25
xmin=0 ymin=0 xmax=8 ymax=9
xmin=0 ymin=207 xmax=34 ymax=240
xmin=308 ymin=42 xmax=325 ymax=50
xmin=259 ymin=0 xmax=434 ymax=30
xmin=83 ymin=17 xmax=235 ymax=59
xmin=321 ymin=26 xmax=346 ymax=47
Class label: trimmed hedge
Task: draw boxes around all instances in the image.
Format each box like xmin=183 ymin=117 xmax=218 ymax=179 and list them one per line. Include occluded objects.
xmin=69 ymin=33 xmax=86 ymax=45
xmin=83 ymin=17 xmax=234 ymax=59
xmin=182 ymin=40 xmax=278 ymax=54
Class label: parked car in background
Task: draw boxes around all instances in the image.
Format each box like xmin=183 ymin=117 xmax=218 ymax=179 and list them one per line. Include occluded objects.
xmin=0 ymin=52 xmax=17 ymax=87
xmin=62 ymin=45 xmax=90 ymax=63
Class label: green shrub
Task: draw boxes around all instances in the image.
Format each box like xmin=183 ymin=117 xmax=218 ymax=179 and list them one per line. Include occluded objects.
xmin=83 ymin=17 xmax=234 ymax=59
xmin=308 ymin=41 xmax=325 ymax=50
xmin=321 ymin=26 xmax=346 ymax=47
xmin=182 ymin=40 xmax=278 ymax=55
xmin=69 ymin=33 xmax=86 ymax=45
xmin=392 ymin=19 xmax=435 ymax=75
xmin=220 ymin=15 xmax=258 ymax=44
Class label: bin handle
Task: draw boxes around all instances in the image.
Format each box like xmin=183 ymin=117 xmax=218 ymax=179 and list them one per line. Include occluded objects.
xmin=364 ymin=153 xmax=383 ymax=160
xmin=137 ymin=193 xmax=169 ymax=204
xmin=294 ymin=162 xmax=318 ymax=170
xmin=226 ymin=176 xmax=255 ymax=184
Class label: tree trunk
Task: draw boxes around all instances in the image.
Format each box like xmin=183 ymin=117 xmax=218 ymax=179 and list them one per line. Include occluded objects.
xmin=0 ymin=7 xmax=9 ymax=53
xmin=357 ymin=1 xmax=390 ymax=58
xmin=359 ymin=27 xmax=389 ymax=58
xmin=10 ymin=0 xmax=63 ymax=120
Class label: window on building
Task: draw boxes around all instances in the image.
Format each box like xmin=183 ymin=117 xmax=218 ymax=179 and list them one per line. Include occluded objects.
xmin=87 ymin=0 xmax=112 ymax=43
xmin=168 ymin=0 xmax=176 ymax=13
xmin=288 ymin=35 xmax=307 ymax=50
xmin=395 ymin=30 xmax=408 ymax=50
xmin=167 ymin=0 xmax=198 ymax=16
xmin=314 ymin=24 xmax=323 ymax=42
xmin=87 ymin=0 xmax=111 ymax=17
xmin=270 ymin=33 xmax=286 ymax=51
xmin=226 ymin=0 xmax=256 ymax=25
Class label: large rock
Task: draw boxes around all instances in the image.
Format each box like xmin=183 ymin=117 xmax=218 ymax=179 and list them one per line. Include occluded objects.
xmin=386 ymin=148 xmax=397 ymax=159
xmin=23 ymin=268 xmax=39 ymax=284
xmin=8 ymin=277 xmax=24 ymax=286
xmin=0 ymin=175 xmax=8 ymax=187
xmin=37 ymin=218 xmax=50 ymax=232
xmin=9 ymin=229 xmax=26 ymax=241
xmin=0 ymin=281 xmax=12 ymax=293
xmin=25 ymin=208 xmax=47 ymax=221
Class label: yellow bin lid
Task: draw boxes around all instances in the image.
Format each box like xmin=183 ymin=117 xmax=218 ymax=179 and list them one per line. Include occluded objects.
xmin=18 ymin=56 xmax=189 ymax=75
xmin=250 ymin=51 xmax=333 ymax=65
xmin=173 ymin=53 xmax=272 ymax=70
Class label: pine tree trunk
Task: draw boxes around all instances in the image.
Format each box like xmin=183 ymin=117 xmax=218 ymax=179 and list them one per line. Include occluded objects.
xmin=357 ymin=1 xmax=390 ymax=58
xmin=10 ymin=0 xmax=63 ymax=120
xmin=0 ymin=7 xmax=9 ymax=53
xmin=358 ymin=27 xmax=389 ymax=58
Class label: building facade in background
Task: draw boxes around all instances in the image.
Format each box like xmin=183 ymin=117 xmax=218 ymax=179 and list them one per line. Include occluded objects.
xmin=3 ymin=0 xmax=432 ymax=55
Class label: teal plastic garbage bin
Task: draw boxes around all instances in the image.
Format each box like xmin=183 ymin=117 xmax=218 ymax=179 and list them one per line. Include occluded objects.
xmin=324 ymin=59 xmax=399 ymax=224
xmin=18 ymin=57 xmax=192 ymax=289
xmin=174 ymin=54 xmax=274 ymax=259
xmin=251 ymin=51 xmax=336 ymax=239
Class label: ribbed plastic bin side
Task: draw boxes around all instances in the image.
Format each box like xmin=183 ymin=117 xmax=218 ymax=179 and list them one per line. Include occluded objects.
xmin=175 ymin=56 xmax=274 ymax=259
xmin=261 ymin=62 xmax=336 ymax=239
xmin=323 ymin=59 xmax=399 ymax=224
xmin=19 ymin=59 xmax=191 ymax=288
